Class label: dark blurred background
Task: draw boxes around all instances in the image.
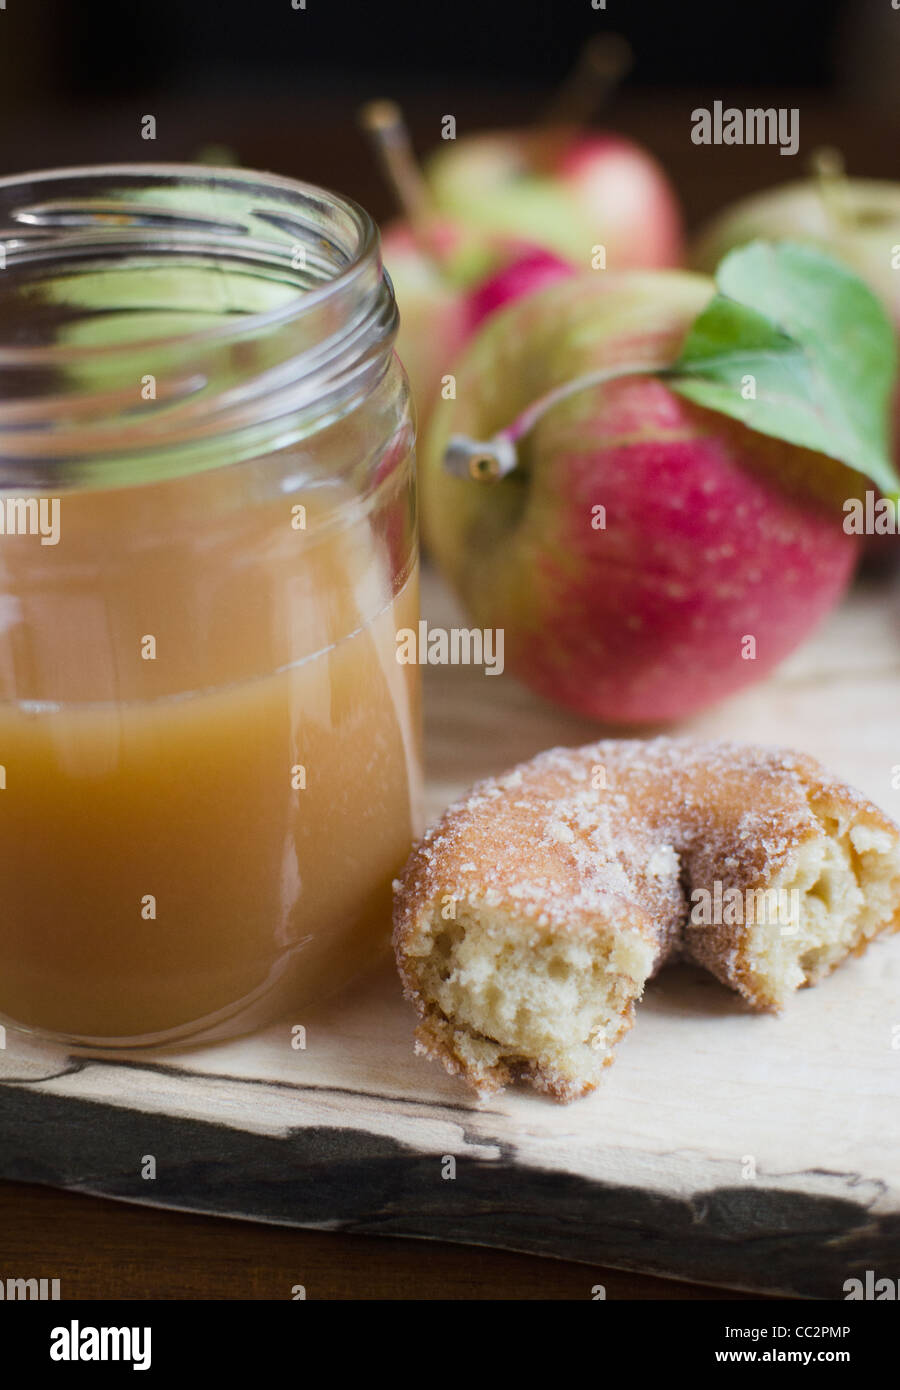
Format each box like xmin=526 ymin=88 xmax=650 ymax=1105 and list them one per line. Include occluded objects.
xmin=0 ymin=0 xmax=897 ymax=228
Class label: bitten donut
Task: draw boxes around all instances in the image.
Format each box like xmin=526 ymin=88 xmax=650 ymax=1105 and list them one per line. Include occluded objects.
xmin=393 ymin=738 xmax=900 ymax=1101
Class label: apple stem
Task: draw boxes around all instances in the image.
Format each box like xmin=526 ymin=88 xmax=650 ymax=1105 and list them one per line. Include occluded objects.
xmin=444 ymin=435 xmax=520 ymax=481
xmin=809 ymin=146 xmax=849 ymax=232
xmin=534 ymin=34 xmax=633 ymax=165
xmin=443 ymin=360 xmax=667 ymax=481
xmin=359 ymin=100 xmax=435 ymax=236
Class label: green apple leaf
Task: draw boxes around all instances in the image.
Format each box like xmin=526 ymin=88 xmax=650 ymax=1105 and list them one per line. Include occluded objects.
xmin=666 ymin=240 xmax=899 ymax=495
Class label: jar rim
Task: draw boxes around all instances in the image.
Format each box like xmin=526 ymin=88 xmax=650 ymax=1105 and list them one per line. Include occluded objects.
xmin=0 ymin=162 xmax=401 ymax=487
xmin=0 ymin=161 xmax=382 ymax=364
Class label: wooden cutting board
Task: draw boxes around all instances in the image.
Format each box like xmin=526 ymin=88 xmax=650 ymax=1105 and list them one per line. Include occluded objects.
xmin=2 ymin=568 xmax=900 ymax=1298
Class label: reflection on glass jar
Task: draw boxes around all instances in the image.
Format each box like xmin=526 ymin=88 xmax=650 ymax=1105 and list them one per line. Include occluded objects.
xmin=0 ymin=164 xmax=422 ymax=1046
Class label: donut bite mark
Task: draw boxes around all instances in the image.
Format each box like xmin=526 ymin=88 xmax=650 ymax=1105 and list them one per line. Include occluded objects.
xmin=392 ymin=738 xmax=900 ymax=1102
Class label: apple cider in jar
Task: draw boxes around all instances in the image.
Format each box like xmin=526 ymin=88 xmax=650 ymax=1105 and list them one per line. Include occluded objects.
xmin=0 ymin=165 xmax=422 ymax=1046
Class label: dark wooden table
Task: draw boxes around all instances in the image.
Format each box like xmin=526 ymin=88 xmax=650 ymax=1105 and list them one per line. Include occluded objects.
xmin=1 ymin=1181 xmax=763 ymax=1299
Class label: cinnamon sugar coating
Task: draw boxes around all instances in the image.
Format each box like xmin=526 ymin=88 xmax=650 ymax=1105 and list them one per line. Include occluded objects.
xmin=393 ymin=739 xmax=900 ymax=1101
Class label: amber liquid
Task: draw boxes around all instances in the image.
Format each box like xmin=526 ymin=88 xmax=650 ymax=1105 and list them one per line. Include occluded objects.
xmin=0 ymin=469 xmax=421 ymax=1042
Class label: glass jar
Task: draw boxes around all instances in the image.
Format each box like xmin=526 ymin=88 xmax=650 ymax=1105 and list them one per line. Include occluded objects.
xmin=0 ymin=163 xmax=421 ymax=1048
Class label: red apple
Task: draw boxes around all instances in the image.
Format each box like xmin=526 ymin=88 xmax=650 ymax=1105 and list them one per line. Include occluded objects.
xmin=362 ymin=75 xmax=681 ymax=430
xmin=423 ymin=36 xmax=681 ymax=272
xmin=421 ymin=272 xmax=860 ymax=725
xmin=464 ymin=245 xmax=573 ymax=330
xmin=380 ymin=219 xmax=470 ymax=432
xmin=364 ymin=100 xmax=578 ymax=430
xmin=425 ymin=128 xmax=683 ymax=272
xmin=382 ymin=219 xmax=574 ymax=431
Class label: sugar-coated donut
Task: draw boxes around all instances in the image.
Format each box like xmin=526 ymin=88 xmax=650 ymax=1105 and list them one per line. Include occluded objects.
xmin=393 ymin=738 xmax=900 ymax=1101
